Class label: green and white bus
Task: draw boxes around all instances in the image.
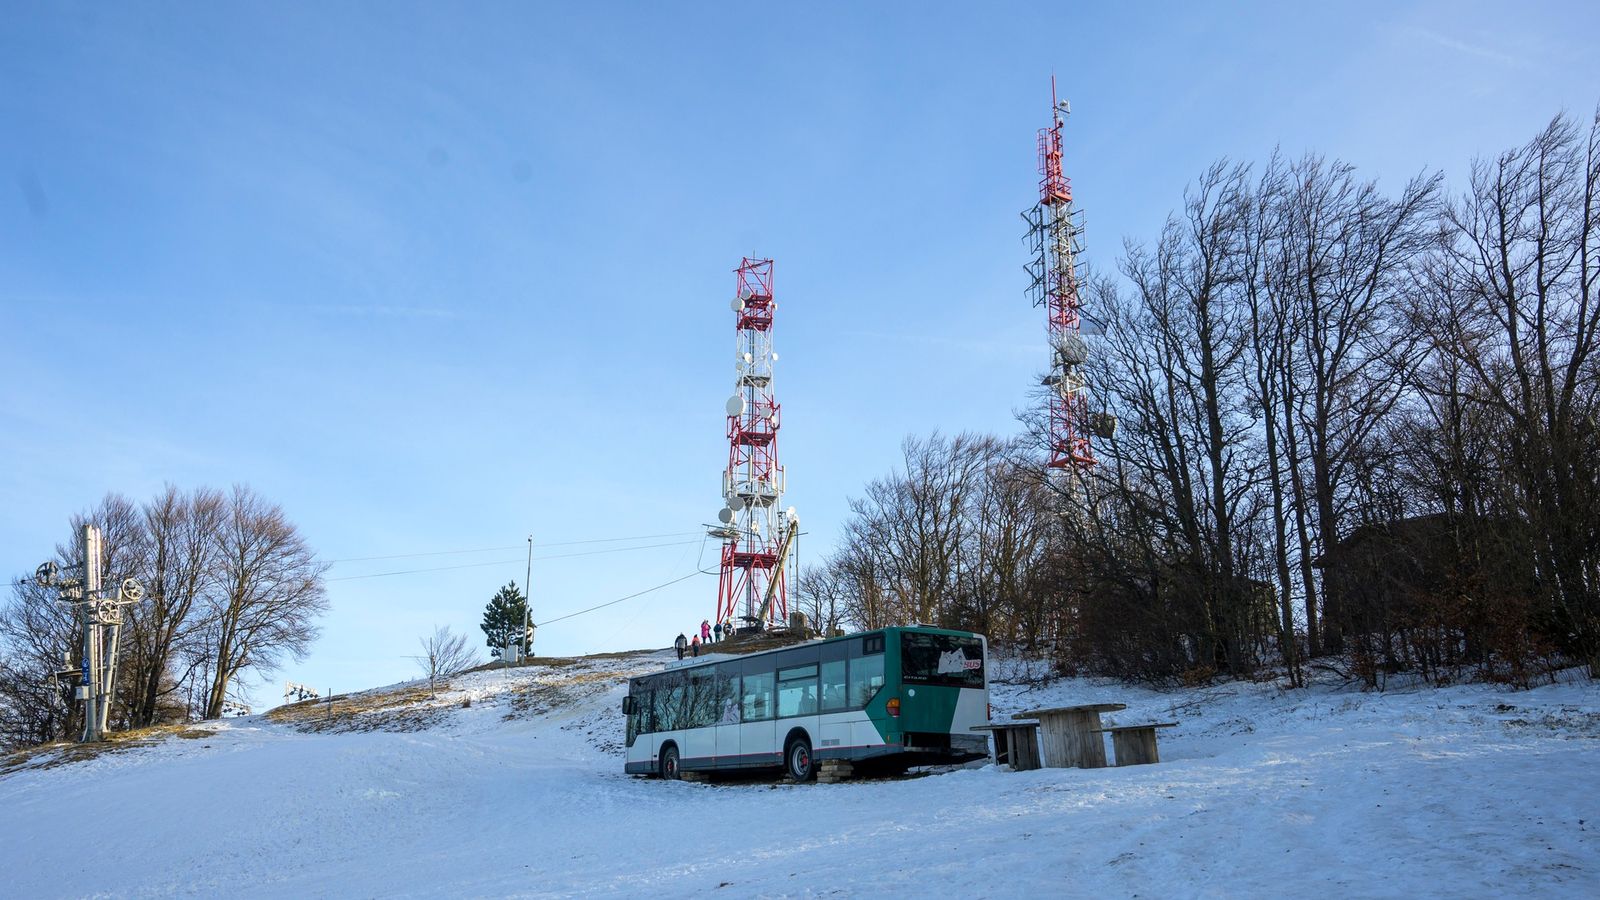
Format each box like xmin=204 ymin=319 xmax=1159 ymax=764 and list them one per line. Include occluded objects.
xmin=622 ymin=626 xmax=989 ymax=781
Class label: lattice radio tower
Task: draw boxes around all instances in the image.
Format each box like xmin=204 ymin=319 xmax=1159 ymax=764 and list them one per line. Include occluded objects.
xmin=1024 ymin=77 xmax=1110 ymax=474
xmin=710 ymin=258 xmax=796 ymax=631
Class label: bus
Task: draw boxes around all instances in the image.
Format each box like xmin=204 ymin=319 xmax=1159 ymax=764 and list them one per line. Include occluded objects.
xmin=622 ymin=626 xmax=989 ymax=781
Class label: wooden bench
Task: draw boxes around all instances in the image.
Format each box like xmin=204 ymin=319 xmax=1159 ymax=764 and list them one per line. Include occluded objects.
xmin=972 ymin=722 xmax=1041 ymax=771
xmin=1090 ymin=722 xmax=1177 ymax=766
xmin=1015 ymin=704 xmax=1126 ymax=768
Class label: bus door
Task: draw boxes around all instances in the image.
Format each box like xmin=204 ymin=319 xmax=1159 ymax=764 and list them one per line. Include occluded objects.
xmin=817 ymin=656 xmax=850 ymax=753
xmin=737 ymin=669 xmax=777 ymax=766
xmin=850 ymin=636 xmax=888 ymax=747
xmin=713 ymin=671 xmax=741 ymax=766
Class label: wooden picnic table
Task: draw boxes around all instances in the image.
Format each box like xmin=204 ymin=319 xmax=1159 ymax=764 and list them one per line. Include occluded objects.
xmin=1014 ymin=704 xmax=1127 ymax=768
xmin=971 ymin=722 xmax=1041 ymax=771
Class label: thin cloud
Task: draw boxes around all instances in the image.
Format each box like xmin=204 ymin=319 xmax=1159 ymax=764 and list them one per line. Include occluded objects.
xmin=1405 ymin=26 xmax=1527 ymax=68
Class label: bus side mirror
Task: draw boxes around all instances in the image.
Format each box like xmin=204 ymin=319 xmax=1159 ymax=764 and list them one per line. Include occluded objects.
xmin=621 ymin=696 xmax=635 ymax=715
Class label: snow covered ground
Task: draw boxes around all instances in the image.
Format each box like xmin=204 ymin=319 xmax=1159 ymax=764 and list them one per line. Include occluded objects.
xmin=2 ymin=650 xmax=1596 ymax=898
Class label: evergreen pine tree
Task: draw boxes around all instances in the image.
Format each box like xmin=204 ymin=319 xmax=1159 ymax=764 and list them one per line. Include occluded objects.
xmin=480 ymin=582 xmax=531 ymax=658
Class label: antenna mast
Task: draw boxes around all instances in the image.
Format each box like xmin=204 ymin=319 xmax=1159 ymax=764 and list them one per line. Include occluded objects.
xmin=710 ymin=258 xmax=790 ymax=631
xmin=1025 ymin=77 xmax=1107 ymax=472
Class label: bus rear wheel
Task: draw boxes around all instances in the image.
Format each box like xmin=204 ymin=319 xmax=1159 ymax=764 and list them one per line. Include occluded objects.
xmin=786 ymin=737 xmax=815 ymax=783
xmin=660 ymin=744 xmax=681 ymax=780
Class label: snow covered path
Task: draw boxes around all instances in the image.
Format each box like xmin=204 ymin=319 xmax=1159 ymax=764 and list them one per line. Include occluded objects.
xmin=2 ymin=653 xmax=1596 ymax=898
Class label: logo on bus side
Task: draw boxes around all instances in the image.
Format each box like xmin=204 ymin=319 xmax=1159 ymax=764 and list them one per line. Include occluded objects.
xmin=937 ymin=650 xmax=981 ymax=674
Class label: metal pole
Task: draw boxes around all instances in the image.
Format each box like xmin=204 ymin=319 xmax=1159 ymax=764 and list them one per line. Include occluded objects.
xmin=81 ymin=524 xmax=103 ymax=742
xmin=101 ymin=616 xmax=121 ymax=736
xmin=524 ymin=535 xmax=534 ymax=659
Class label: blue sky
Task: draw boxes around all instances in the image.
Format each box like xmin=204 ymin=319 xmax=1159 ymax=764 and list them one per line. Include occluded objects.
xmin=4 ymin=2 xmax=1597 ymax=710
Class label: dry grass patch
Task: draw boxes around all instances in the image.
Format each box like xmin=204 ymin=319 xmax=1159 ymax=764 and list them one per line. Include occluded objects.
xmin=1 ymin=724 xmax=220 ymax=777
xmin=266 ymin=685 xmax=449 ymax=734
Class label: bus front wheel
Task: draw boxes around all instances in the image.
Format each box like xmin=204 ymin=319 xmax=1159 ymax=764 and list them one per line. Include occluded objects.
xmin=660 ymin=744 xmax=681 ymax=780
xmin=786 ymin=737 xmax=815 ymax=783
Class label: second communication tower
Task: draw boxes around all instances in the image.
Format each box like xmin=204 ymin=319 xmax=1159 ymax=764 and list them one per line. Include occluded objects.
xmin=1024 ymin=78 xmax=1113 ymax=473
xmin=710 ymin=258 xmax=798 ymax=631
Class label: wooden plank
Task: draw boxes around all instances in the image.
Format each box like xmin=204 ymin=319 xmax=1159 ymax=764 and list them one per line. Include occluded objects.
xmin=1015 ymin=703 xmax=1126 ymax=719
xmin=1091 ymin=722 xmax=1178 ymax=733
xmin=1033 ymin=709 xmax=1109 ymax=768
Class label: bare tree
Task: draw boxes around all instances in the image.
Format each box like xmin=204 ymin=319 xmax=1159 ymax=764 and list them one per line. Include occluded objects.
xmin=198 ymin=486 xmax=329 ymax=720
xmin=0 ymin=578 xmax=79 ymax=748
xmin=1272 ymin=156 xmax=1441 ymax=653
xmin=957 ymin=449 xmax=1053 ymax=643
xmin=1423 ymin=111 xmax=1600 ymax=670
xmin=414 ymin=626 xmax=478 ymax=697
xmin=120 ymin=486 xmax=223 ymax=727
xmin=1241 ymin=156 xmax=1306 ymax=685
xmin=794 ymin=564 xmax=847 ymax=636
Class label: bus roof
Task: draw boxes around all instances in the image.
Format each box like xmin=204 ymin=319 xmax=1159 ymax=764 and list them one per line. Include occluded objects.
xmin=638 ymin=625 xmax=985 ymax=681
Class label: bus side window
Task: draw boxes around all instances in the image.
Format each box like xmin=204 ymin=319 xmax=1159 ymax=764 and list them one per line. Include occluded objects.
xmin=820 ymin=659 xmax=847 ymax=712
xmin=657 ymin=677 xmax=689 ymax=732
xmin=718 ymin=672 xmax=741 ymax=724
xmin=741 ymin=672 xmax=774 ymax=721
xmin=637 ymin=687 xmax=655 ymax=734
xmin=778 ymin=664 xmax=818 ymax=718
xmin=849 ymin=654 xmax=884 ymax=708
xmin=689 ymin=676 xmax=717 ymax=729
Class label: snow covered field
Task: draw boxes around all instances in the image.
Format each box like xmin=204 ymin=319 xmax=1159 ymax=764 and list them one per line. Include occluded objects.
xmin=2 ymin=650 xmax=1596 ymax=898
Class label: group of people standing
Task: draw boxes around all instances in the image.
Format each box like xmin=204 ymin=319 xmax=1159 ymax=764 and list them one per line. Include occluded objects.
xmin=673 ymin=618 xmax=734 ymax=660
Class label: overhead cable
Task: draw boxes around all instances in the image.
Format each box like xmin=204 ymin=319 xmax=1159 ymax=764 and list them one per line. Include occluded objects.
xmin=536 ymin=569 xmax=706 ymax=627
xmin=324 ymin=530 xmax=703 ymax=565
xmin=326 ymin=539 xmax=702 ymax=582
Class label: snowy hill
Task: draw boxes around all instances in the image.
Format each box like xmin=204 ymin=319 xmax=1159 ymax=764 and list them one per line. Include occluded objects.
xmin=2 ymin=650 xmax=1597 ymax=898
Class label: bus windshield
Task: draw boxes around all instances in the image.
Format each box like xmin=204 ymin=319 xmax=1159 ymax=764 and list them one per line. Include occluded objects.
xmin=900 ymin=632 xmax=984 ymax=688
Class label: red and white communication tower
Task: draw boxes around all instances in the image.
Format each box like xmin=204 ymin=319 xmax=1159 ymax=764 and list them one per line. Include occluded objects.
xmin=1024 ymin=78 xmax=1110 ymax=471
xmin=711 ymin=258 xmax=798 ymax=631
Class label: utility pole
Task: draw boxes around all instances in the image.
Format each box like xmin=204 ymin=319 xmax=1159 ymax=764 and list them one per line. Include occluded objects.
xmin=524 ymin=535 xmax=536 ymax=660
xmin=36 ymin=523 xmax=144 ymax=742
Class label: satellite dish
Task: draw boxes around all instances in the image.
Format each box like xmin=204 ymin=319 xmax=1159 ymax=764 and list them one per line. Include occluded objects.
xmin=771 ymin=352 xmax=778 ymax=362
xmin=1056 ymin=333 xmax=1089 ymax=367
xmin=1089 ymin=412 xmax=1119 ymax=440
xmin=739 ymin=352 xmax=753 ymax=365
xmin=727 ymin=494 xmax=746 ymax=511
xmin=725 ymin=395 xmax=745 ymax=416
xmin=786 ymin=506 xmax=800 ymax=525
xmin=717 ymin=507 xmax=734 ymax=524
xmin=731 ymin=297 xmax=745 ymax=312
